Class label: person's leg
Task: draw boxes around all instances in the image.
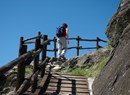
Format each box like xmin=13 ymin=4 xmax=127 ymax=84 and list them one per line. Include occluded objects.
xmin=57 ymin=39 xmax=62 ymax=58
xmin=60 ymin=37 xmax=67 ymax=57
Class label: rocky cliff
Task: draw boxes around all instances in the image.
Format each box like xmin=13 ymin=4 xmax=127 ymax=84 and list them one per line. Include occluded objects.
xmin=92 ymin=0 xmax=130 ymax=95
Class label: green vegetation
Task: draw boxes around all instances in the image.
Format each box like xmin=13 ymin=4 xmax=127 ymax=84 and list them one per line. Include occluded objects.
xmin=25 ymin=65 xmax=33 ymax=74
xmin=107 ymin=41 xmax=112 ymax=50
xmin=84 ymin=55 xmax=110 ymax=77
xmin=66 ymin=55 xmax=110 ymax=78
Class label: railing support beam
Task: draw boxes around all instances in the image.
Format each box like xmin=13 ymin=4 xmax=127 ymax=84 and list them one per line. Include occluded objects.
xmin=54 ymin=37 xmax=57 ymax=58
xmin=41 ymin=35 xmax=48 ymax=77
xmin=76 ymin=36 xmax=80 ymax=56
xmin=16 ymin=37 xmax=27 ymax=91
xmin=31 ymin=32 xmax=41 ymax=92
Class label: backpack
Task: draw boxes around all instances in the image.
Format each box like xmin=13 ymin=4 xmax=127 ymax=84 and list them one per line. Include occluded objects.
xmin=56 ymin=26 xmax=66 ymax=37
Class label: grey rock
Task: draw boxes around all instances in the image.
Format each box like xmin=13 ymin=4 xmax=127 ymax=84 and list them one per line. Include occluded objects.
xmin=93 ymin=0 xmax=130 ymax=95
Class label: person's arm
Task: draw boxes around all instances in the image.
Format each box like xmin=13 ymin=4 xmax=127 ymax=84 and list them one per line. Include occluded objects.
xmin=66 ymin=28 xmax=69 ymax=44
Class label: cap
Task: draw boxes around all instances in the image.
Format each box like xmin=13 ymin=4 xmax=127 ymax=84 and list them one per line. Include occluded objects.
xmin=62 ymin=23 xmax=68 ymax=28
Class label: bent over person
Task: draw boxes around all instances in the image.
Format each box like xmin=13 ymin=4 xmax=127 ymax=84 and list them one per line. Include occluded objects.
xmin=56 ymin=23 xmax=69 ymax=61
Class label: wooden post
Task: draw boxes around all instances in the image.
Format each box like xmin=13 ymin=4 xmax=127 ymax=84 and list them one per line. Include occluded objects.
xmin=54 ymin=37 xmax=57 ymax=58
xmin=96 ymin=37 xmax=99 ymax=50
xmin=76 ymin=36 xmax=80 ymax=56
xmin=41 ymin=35 xmax=48 ymax=77
xmin=16 ymin=37 xmax=27 ymax=91
xmin=33 ymin=32 xmax=41 ymax=73
xmin=31 ymin=32 xmax=41 ymax=92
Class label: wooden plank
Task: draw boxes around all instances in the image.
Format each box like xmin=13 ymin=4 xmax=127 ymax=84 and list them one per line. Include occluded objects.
xmin=52 ymin=74 xmax=87 ymax=79
xmin=45 ymin=91 xmax=90 ymax=95
xmin=51 ymin=75 xmax=87 ymax=81
xmin=49 ymin=79 xmax=88 ymax=85
xmin=47 ymin=86 xmax=88 ymax=92
xmin=46 ymin=86 xmax=89 ymax=92
xmin=33 ymin=74 xmax=50 ymax=94
xmin=51 ymin=74 xmax=88 ymax=81
xmin=48 ymin=83 xmax=88 ymax=88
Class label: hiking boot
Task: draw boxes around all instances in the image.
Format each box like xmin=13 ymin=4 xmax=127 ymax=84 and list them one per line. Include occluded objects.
xmin=60 ymin=56 xmax=66 ymax=60
xmin=57 ymin=57 xmax=62 ymax=61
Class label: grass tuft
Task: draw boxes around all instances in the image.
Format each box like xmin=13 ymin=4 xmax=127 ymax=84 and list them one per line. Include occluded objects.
xmin=69 ymin=55 xmax=110 ymax=78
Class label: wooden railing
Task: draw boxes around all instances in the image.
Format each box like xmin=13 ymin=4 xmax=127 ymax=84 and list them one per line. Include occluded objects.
xmin=0 ymin=32 xmax=107 ymax=94
xmin=0 ymin=32 xmax=51 ymax=94
xmin=48 ymin=36 xmax=107 ymax=58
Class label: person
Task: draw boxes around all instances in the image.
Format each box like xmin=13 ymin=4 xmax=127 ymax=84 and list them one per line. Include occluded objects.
xmin=56 ymin=23 xmax=69 ymax=61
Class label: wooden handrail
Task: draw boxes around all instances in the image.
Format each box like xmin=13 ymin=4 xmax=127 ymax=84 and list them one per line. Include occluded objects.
xmin=15 ymin=57 xmax=50 ymax=95
xmin=23 ymin=35 xmax=42 ymax=42
xmin=47 ymin=36 xmax=107 ymax=57
xmin=0 ymin=49 xmax=34 ymax=74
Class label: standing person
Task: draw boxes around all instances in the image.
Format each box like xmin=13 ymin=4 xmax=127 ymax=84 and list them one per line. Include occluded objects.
xmin=56 ymin=23 xmax=69 ymax=61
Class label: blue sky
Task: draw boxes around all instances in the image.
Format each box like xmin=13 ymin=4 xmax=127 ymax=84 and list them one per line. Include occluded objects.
xmin=0 ymin=0 xmax=120 ymax=67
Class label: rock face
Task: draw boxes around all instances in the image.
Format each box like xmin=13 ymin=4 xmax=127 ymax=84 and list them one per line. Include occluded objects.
xmin=60 ymin=49 xmax=110 ymax=69
xmin=0 ymin=70 xmax=17 ymax=95
xmin=105 ymin=0 xmax=130 ymax=47
xmin=93 ymin=0 xmax=130 ymax=95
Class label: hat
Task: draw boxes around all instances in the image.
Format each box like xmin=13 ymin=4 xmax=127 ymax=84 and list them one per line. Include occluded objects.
xmin=62 ymin=23 xmax=68 ymax=28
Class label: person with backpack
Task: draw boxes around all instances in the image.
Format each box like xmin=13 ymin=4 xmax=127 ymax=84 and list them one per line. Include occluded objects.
xmin=56 ymin=23 xmax=69 ymax=61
